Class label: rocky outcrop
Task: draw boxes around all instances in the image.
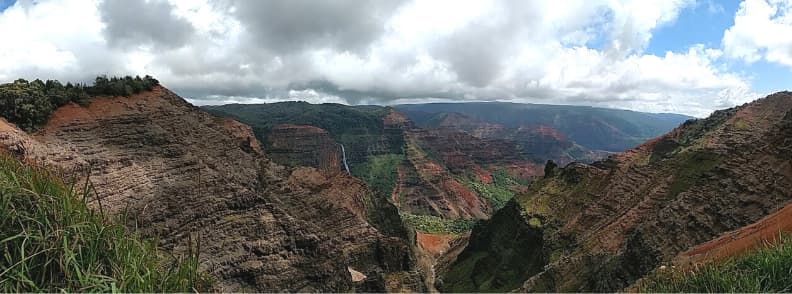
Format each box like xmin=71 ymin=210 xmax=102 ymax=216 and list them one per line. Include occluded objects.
xmin=410 ymin=128 xmax=528 ymax=173
xmin=217 ymin=118 xmax=263 ymax=156
xmin=0 ymin=86 xmax=422 ymax=292
xmin=443 ymin=92 xmax=792 ymax=292
xmin=268 ymin=124 xmax=340 ymax=171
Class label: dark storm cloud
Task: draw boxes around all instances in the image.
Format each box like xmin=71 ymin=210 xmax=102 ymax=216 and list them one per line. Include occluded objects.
xmin=232 ymin=0 xmax=406 ymax=54
xmin=290 ymin=80 xmax=464 ymax=104
xmin=99 ymin=0 xmax=195 ymax=49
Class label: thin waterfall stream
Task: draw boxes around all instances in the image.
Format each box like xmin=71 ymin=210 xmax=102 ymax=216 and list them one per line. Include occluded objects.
xmin=338 ymin=143 xmax=350 ymax=173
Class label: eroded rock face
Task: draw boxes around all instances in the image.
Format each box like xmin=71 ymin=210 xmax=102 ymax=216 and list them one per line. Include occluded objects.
xmin=443 ymin=92 xmax=792 ymax=292
xmin=423 ymin=112 xmax=611 ymax=165
xmin=0 ymin=86 xmax=422 ymax=292
xmin=268 ymin=124 xmax=340 ymax=171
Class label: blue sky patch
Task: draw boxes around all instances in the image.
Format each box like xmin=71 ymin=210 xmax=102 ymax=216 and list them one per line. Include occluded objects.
xmin=0 ymin=0 xmax=15 ymax=12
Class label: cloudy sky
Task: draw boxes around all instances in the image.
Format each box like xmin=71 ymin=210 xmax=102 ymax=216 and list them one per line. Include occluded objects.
xmin=1 ymin=0 xmax=791 ymax=117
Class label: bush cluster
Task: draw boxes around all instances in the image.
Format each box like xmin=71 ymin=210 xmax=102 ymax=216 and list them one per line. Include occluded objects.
xmin=0 ymin=75 xmax=159 ymax=131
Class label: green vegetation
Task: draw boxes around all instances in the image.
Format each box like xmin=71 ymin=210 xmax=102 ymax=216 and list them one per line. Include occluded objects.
xmin=440 ymin=202 xmax=547 ymax=293
xmin=202 ymin=102 xmax=391 ymax=149
xmin=734 ymin=118 xmax=750 ymax=130
xmin=458 ymin=171 xmax=526 ymax=211
xmin=440 ymin=251 xmax=487 ymax=291
xmin=0 ymin=75 xmax=159 ymax=131
xmin=667 ymin=151 xmax=722 ymax=197
xmin=350 ymin=154 xmax=404 ymax=198
xmin=400 ymin=213 xmax=477 ymax=234
xmin=0 ymin=154 xmax=207 ymax=292
xmin=641 ymin=235 xmax=792 ymax=292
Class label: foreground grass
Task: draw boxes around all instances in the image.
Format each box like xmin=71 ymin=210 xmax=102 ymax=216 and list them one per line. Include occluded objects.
xmin=0 ymin=155 xmax=208 ymax=292
xmin=641 ymin=235 xmax=792 ymax=292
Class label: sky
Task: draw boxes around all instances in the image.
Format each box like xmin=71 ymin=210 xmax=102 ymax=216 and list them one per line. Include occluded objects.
xmin=1 ymin=0 xmax=791 ymax=117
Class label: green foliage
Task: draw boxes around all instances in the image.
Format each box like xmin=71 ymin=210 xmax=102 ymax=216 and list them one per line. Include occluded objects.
xmin=202 ymin=102 xmax=390 ymax=149
xmin=0 ymin=154 xmax=207 ymax=292
xmin=667 ymin=151 xmax=722 ymax=197
xmin=400 ymin=213 xmax=477 ymax=234
xmin=0 ymin=75 xmax=159 ymax=131
xmin=458 ymin=171 xmax=526 ymax=211
xmin=350 ymin=154 xmax=404 ymax=199
xmin=86 ymin=75 xmax=158 ymax=97
xmin=641 ymin=235 xmax=792 ymax=292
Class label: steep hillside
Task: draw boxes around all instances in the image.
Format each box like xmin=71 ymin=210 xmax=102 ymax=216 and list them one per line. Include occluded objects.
xmin=203 ymin=102 xmax=402 ymax=166
xmin=441 ymin=92 xmax=792 ymax=292
xmin=0 ymin=85 xmax=422 ymax=292
xmin=267 ymin=124 xmax=340 ymax=170
xmin=395 ymin=102 xmax=692 ymax=152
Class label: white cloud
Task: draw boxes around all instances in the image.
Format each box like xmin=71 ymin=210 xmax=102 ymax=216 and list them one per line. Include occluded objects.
xmin=723 ymin=0 xmax=792 ymax=67
xmin=0 ymin=0 xmax=771 ymax=117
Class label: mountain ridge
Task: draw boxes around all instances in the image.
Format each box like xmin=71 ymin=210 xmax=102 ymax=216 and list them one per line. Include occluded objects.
xmin=440 ymin=91 xmax=792 ymax=292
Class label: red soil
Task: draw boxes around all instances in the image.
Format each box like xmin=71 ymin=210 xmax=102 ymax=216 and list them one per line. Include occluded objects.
xmin=678 ymin=201 xmax=792 ymax=264
xmin=442 ymin=178 xmax=487 ymax=218
xmin=383 ymin=109 xmax=411 ymax=127
xmin=474 ymin=167 xmax=493 ymax=184
xmin=42 ymin=86 xmax=172 ymax=132
xmin=415 ymin=232 xmax=457 ymax=256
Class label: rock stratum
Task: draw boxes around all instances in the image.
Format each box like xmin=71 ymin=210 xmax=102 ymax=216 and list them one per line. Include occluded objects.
xmin=0 ymin=86 xmax=423 ymax=292
xmin=441 ymin=92 xmax=792 ymax=292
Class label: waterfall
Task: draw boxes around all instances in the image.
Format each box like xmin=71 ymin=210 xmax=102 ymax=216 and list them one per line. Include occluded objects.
xmin=338 ymin=143 xmax=350 ymax=173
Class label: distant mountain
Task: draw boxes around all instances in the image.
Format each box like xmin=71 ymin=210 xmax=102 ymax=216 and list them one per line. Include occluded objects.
xmin=394 ymin=102 xmax=693 ymax=152
xmin=440 ymin=92 xmax=792 ymax=292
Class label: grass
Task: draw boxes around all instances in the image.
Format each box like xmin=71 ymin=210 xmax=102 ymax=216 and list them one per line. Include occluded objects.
xmin=400 ymin=213 xmax=477 ymax=234
xmin=641 ymin=235 xmax=792 ymax=292
xmin=350 ymin=154 xmax=404 ymax=199
xmin=0 ymin=154 xmax=209 ymax=292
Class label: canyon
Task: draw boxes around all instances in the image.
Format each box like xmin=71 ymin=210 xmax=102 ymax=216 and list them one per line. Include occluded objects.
xmin=441 ymin=92 xmax=792 ymax=292
xmin=0 ymin=86 xmax=422 ymax=292
xmin=4 ymin=80 xmax=787 ymax=293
